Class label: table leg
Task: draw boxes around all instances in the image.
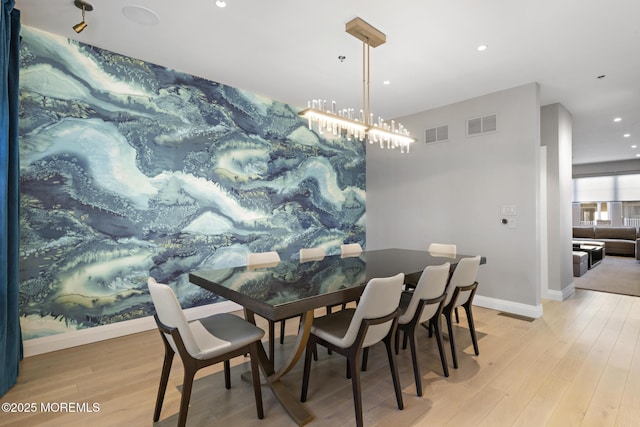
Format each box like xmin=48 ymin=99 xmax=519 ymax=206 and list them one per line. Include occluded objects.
xmin=243 ymin=308 xmax=315 ymax=426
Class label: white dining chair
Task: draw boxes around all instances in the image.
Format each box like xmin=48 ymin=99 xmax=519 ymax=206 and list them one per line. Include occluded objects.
xmin=247 ymin=251 xmax=281 ymax=360
xmin=247 ymin=250 xmax=281 ymax=269
xmin=341 ymin=243 xmax=363 ymax=257
xmin=428 ymin=243 xmax=457 ymax=257
xmin=441 ymin=256 xmax=481 ymax=369
xmin=147 ymin=278 xmax=264 ymax=427
xmin=395 ymin=262 xmax=450 ymax=395
xmin=328 ymin=243 xmax=363 ymax=313
xmin=300 ymin=246 xmax=326 ymax=263
xmin=301 ymin=273 xmax=405 ymax=427
xmin=405 ymin=243 xmax=455 ymax=290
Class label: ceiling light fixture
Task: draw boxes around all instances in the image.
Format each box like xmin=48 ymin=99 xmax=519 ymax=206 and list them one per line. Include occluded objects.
xmin=298 ymin=17 xmax=415 ymax=153
xmin=72 ymin=0 xmax=93 ymax=34
xmin=614 ymin=117 xmax=622 ymax=122
xmin=477 ymin=44 xmax=488 ymax=51
xmin=623 ymin=133 xmax=630 ymax=138
xmin=216 ymin=1 xmax=227 ymax=8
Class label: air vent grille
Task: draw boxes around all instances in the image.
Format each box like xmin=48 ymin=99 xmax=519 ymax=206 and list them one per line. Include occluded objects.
xmin=467 ymin=114 xmax=497 ymax=136
xmin=425 ymin=125 xmax=449 ymax=143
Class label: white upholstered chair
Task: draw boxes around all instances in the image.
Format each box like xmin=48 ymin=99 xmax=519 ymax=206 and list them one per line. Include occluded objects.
xmin=247 ymin=251 xmax=281 ymax=360
xmin=428 ymin=243 xmax=457 ymax=257
xmin=301 ymin=273 xmax=405 ymax=427
xmin=148 ymin=278 xmax=264 ymax=427
xmin=341 ymin=243 xmax=363 ymax=257
xmin=247 ymin=250 xmax=281 ymax=269
xmin=328 ymin=243 xmax=363 ymax=313
xmin=395 ymin=262 xmax=451 ymax=395
xmin=441 ymin=256 xmax=481 ymax=369
xmin=299 ymin=246 xmax=326 ymax=263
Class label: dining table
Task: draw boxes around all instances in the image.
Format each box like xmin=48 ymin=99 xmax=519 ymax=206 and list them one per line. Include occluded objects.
xmin=189 ymin=248 xmax=486 ymax=426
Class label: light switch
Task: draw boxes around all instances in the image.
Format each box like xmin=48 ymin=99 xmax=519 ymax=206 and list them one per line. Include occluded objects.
xmin=501 ymin=205 xmax=517 ymax=215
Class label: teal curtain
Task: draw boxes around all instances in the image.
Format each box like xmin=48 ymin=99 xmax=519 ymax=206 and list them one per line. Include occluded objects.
xmin=1 ymin=0 xmax=22 ymax=397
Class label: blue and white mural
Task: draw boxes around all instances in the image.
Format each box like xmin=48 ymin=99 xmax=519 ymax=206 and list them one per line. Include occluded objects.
xmin=18 ymin=27 xmax=365 ymax=339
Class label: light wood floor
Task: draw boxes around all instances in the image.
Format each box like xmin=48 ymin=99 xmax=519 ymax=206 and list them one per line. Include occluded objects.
xmin=2 ymin=288 xmax=640 ymax=427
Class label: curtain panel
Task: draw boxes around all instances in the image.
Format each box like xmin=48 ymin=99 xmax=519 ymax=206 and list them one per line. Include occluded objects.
xmin=1 ymin=0 xmax=22 ymax=397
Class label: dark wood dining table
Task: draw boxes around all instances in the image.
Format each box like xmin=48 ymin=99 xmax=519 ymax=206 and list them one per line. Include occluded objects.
xmin=189 ymin=248 xmax=486 ymax=426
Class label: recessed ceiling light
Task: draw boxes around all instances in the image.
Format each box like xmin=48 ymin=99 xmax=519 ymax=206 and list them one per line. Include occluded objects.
xmin=614 ymin=117 xmax=622 ymax=122
xmin=122 ymin=5 xmax=160 ymax=26
xmin=477 ymin=45 xmax=488 ymax=51
xmin=383 ymin=80 xmax=390 ymax=85
xmin=632 ymin=145 xmax=638 ymax=148
xmin=636 ymin=154 xmax=640 ymax=157
xmin=623 ymin=133 xmax=630 ymax=138
xmin=216 ymin=0 xmax=226 ymax=7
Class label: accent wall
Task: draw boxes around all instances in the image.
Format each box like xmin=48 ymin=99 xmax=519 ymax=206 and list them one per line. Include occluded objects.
xmin=18 ymin=27 xmax=365 ymax=340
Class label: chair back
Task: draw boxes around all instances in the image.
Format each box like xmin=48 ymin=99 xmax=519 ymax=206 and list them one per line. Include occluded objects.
xmin=400 ymin=262 xmax=450 ymax=325
xmin=342 ymin=273 xmax=404 ymax=348
xmin=300 ymin=247 xmax=326 ymax=263
xmin=148 ymin=278 xmax=201 ymax=357
xmin=341 ymin=243 xmax=363 ymax=257
xmin=444 ymin=256 xmax=481 ymax=307
xmin=428 ymin=243 xmax=457 ymax=257
xmin=247 ymin=251 xmax=280 ymax=269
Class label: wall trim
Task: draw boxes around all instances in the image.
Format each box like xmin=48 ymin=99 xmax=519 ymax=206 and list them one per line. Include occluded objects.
xmin=474 ymin=295 xmax=543 ymax=319
xmin=544 ymin=282 xmax=576 ymax=301
xmin=22 ymin=301 xmax=242 ymax=357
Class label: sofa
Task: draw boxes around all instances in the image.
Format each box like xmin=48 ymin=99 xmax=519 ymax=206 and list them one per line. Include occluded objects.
xmin=572 ymin=226 xmax=640 ymax=259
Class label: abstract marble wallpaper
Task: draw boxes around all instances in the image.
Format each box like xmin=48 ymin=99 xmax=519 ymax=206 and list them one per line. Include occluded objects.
xmin=18 ymin=27 xmax=365 ymax=339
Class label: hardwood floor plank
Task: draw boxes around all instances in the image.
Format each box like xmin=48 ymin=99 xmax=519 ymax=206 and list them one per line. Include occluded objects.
xmin=546 ymin=295 xmax=633 ymax=427
xmin=3 ymin=286 xmax=640 ymax=427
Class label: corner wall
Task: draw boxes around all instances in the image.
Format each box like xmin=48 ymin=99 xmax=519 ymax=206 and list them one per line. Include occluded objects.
xmin=541 ymin=103 xmax=574 ymax=300
xmin=366 ymin=83 xmax=542 ymax=317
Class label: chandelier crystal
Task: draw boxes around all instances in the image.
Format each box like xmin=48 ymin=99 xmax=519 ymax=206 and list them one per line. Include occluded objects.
xmin=299 ymin=17 xmax=415 ymax=154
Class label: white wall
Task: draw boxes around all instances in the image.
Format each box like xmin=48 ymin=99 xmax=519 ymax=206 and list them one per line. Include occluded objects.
xmin=541 ymin=103 xmax=574 ymax=300
xmin=366 ymin=83 xmax=542 ymax=317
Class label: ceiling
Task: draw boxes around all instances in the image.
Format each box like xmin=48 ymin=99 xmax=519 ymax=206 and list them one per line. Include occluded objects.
xmin=13 ymin=0 xmax=640 ymax=165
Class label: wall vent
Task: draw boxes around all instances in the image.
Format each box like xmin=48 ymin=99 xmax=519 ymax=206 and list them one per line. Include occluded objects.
xmin=467 ymin=114 xmax=497 ymax=136
xmin=425 ymin=125 xmax=449 ymax=143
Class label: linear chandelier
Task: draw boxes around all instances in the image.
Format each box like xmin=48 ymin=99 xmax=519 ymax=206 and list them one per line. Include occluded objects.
xmin=298 ymin=17 xmax=415 ymax=153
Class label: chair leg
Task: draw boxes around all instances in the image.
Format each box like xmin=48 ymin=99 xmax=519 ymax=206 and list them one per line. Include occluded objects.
xmin=394 ymin=328 xmax=401 ymax=355
xmin=300 ymin=340 xmax=315 ymax=402
xmin=268 ymin=320 xmax=275 ymax=362
xmin=177 ymin=365 xmax=197 ymax=427
xmin=248 ymin=342 xmax=264 ymax=419
xmin=463 ymin=302 xmax=480 ymax=355
xmin=431 ymin=316 xmax=449 ymax=377
xmin=455 ymin=306 xmax=459 ymax=323
xmin=402 ymin=329 xmax=409 ymax=350
xmin=361 ymin=347 xmax=369 ymax=371
xmin=348 ymin=353 xmax=364 ymax=427
xmin=224 ymin=360 xmax=231 ymax=389
xmin=280 ymin=319 xmax=286 ymax=345
xmin=406 ymin=326 xmax=422 ymax=396
xmin=153 ymin=347 xmax=174 ymax=422
xmin=444 ymin=308 xmax=458 ymax=369
xmin=383 ymin=334 xmax=404 ymax=409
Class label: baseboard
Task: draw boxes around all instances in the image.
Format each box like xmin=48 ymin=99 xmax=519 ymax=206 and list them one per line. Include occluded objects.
xmin=544 ymin=282 xmax=576 ymax=301
xmin=22 ymin=301 xmax=242 ymax=357
xmin=473 ymin=295 xmax=543 ymax=319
